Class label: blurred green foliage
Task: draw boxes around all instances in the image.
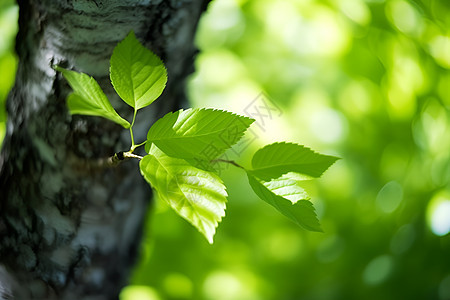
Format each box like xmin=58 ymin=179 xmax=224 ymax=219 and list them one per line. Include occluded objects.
xmin=1 ymin=0 xmax=449 ymax=299
xmin=0 ymin=0 xmax=18 ymax=145
xmin=130 ymin=0 xmax=450 ymax=299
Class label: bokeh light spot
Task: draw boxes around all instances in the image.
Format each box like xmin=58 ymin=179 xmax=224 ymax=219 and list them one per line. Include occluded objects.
xmin=261 ymin=229 xmax=303 ymax=262
xmin=311 ymin=10 xmax=350 ymax=56
xmin=417 ymin=99 xmax=450 ymax=155
xmin=438 ymin=73 xmax=450 ymax=106
xmin=376 ymin=181 xmax=403 ymax=214
xmin=363 ymin=255 xmax=394 ymax=286
xmin=386 ymin=0 xmax=423 ymax=36
xmin=202 ymin=270 xmax=258 ymax=300
xmin=338 ymin=79 xmax=372 ymax=118
xmin=196 ymin=50 xmax=246 ymax=88
xmin=338 ymin=0 xmax=371 ymax=26
xmin=429 ymin=35 xmax=450 ymax=69
xmin=0 ymin=5 xmax=18 ymax=53
xmin=120 ymin=285 xmax=161 ymax=300
xmin=310 ymin=108 xmax=347 ymax=144
xmin=386 ymin=52 xmax=423 ymax=120
xmin=163 ymin=273 xmax=193 ymax=299
xmin=196 ymin=0 xmax=245 ymax=49
xmin=427 ymin=191 xmax=450 ymax=236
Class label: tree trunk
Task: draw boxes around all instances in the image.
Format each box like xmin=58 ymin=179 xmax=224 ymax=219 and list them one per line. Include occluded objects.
xmin=0 ymin=0 xmax=208 ymax=299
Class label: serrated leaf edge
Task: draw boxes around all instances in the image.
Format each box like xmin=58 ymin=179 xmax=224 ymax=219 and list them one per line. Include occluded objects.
xmin=251 ymin=142 xmax=339 ymax=179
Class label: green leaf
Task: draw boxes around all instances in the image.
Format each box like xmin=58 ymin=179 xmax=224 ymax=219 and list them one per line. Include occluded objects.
xmin=146 ymin=108 xmax=254 ymax=160
xmin=55 ymin=66 xmax=130 ymax=128
xmin=110 ymin=31 xmax=167 ymax=110
xmin=263 ymin=175 xmax=310 ymax=203
xmin=250 ymin=142 xmax=339 ymax=181
xmin=139 ymin=144 xmax=228 ymax=244
xmin=247 ymin=173 xmax=322 ymax=232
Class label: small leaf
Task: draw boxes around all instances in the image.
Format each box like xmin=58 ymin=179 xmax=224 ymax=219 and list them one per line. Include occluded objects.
xmin=250 ymin=142 xmax=339 ymax=181
xmin=146 ymin=108 xmax=254 ymax=160
xmin=110 ymin=31 xmax=167 ymax=110
xmin=139 ymin=145 xmax=227 ymax=244
xmin=247 ymin=173 xmax=322 ymax=232
xmin=55 ymin=66 xmax=130 ymax=128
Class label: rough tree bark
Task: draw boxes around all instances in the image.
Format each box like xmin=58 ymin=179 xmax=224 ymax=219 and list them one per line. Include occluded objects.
xmin=0 ymin=0 xmax=209 ymax=299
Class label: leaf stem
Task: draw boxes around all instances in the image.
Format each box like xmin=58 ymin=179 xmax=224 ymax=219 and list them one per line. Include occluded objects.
xmin=133 ymin=140 xmax=147 ymax=149
xmin=211 ymin=159 xmax=245 ymax=169
xmin=129 ymin=109 xmax=138 ymax=152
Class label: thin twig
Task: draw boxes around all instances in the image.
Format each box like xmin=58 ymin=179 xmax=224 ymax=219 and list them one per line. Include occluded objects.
xmin=101 ymin=151 xmax=143 ymax=167
xmin=68 ymin=151 xmax=143 ymax=175
xmin=123 ymin=152 xmax=143 ymax=160
xmin=110 ymin=151 xmax=143 ymax=164
xmin=211 ymin=159 xmax=244 ymax=169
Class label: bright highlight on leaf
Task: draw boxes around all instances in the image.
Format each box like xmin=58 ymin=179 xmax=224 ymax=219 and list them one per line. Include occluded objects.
xmin=110 ymin=31 xmax=167 ymax=110
xmin=262 ymin=176 xmax=310 ymax=204
xmin=55 ymin=66 xmax=130 ymax=128
xmin=247 ymin=173 xmax=322 ymax=232
xmin=140 ymin=145 xmax=228 ymax=244
xmin=250 ymin=142 xmax=339 ymax=181
xmin=146 ymin=108 xmax=254 ymax=160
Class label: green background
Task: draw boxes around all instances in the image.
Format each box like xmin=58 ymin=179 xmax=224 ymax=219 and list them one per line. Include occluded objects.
xmin=1 ymin=0 xmax=449 ymax=299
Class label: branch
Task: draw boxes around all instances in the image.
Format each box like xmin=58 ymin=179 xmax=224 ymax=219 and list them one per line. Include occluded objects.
xmin=211 ymin=159 xmax=244 ymax=169
xmin=109 ymin=151 xmax=143 ymax=165
xmin=69 ymin=151 xmax=143 ymax=174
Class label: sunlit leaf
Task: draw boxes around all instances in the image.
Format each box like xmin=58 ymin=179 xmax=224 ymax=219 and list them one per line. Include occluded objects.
xmin=146 ymin=108 xmax=254 ymax=160
xmin=55 ymin=66 xmax=130 ymax=128
xmin=139 ymin=144 xmax=227 ymax=243
xmin=263 ymin=175 xmax=310 ymax=204
xmin=250 ymin=142 xmax=339 ymax=181
xmin=247 ymin=173 xmax=322 ymax=232
xmin=110 ymin=31 xmax=167 ymax=110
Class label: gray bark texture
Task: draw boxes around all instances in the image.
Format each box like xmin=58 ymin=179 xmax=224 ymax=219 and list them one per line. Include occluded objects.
xmin=0 ymin=0 xmax=209 ymax=299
